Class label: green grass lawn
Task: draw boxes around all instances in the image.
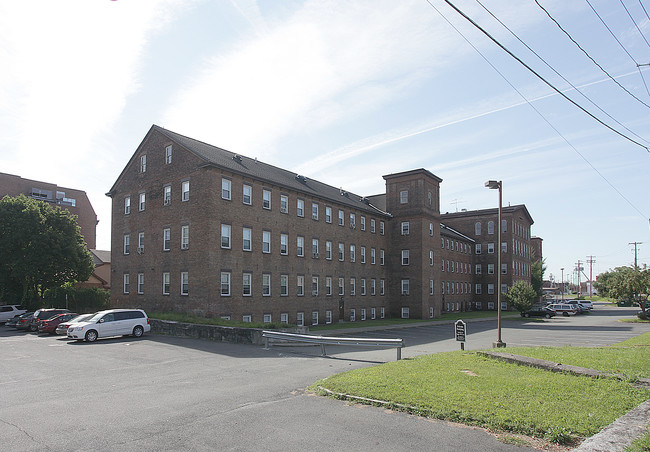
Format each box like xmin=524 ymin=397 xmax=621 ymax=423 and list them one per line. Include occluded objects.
xmin=312 ymin=332 xmax=650 ymax=445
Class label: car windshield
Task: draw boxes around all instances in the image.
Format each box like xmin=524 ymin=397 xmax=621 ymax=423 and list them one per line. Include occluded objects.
xmin=69 ymin=314 xmax=92 ymax=323
xmin=86 ymin=312 xmax=106 ymax=323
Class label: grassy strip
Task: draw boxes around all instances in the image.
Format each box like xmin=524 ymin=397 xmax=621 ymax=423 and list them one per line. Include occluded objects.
xmin=149 ymin=311 xmax=291 ymax=330
xmin=312 ymin=336 xmax=650 ymax=444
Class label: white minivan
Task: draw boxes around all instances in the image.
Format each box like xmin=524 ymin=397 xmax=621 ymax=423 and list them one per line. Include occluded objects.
xmin=67 ymin=309 xmax=150 ymax=342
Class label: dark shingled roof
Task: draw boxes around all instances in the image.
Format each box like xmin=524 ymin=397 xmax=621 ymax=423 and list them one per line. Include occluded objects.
xmin=154 ymin=125 xmax=389 ymax=216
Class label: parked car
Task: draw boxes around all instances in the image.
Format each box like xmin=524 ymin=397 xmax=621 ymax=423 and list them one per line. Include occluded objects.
xmin=521 ymin=306 xmax=556 ymax=319
xmin=567 ymin=299 xmax=593 ymax=311
xmin=55 ymin=313 xmax=95 ymax=335
xmin=546 ymin=303 xmax=579 ymax=316
xmin=67 ymin=309 xmax=150 ymax=342
xmin=6 ymin=312 xmax=31 ymax=328
xmin=0 ymin=305 xmax=28 ymax=324
xmin=37 ymin=312 xmax=78 ymax=334
xmin=28 ymin=309 xmax=70 ymax=332
xmin=565 ymin=300 xmax=590 ymax=313
xmin=15 ymin=312 xmax=36 ymax=330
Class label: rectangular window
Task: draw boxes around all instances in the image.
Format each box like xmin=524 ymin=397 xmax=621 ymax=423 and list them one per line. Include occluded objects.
xmin=338 ymin=209 xmax=344 ymax=226
xmin=312 ymin=203 xmax=318 ymax=220
xmin=297 ymin=199 xmax=304 ymax=217
xmin=163 ymin=185 xmax=171 ymax=205
xmin=350 ymin=244 xmax=355 ymax=262
xmin=371 ymin=278 xmax=376 ymax=295
xmin=380 ymin=249 xmax=385 ymax=266
xmin=430 ymin=279 xmax=434 ymax=295
xmin=488 ymin=284 xmax=495 ymax=295
xmin=180 ymin=272 xmax=188 ymax=295
xmin=262 ymin=230 xmax=271 ymax=253
xmin=502 ymin=264 xmax=508 ymax=274
xmin=502 ymin=242 xmax=507 ymax=253
xmin=296 ymin=312 xmax=304 ymax=327
xmin=350 ymin=309 xmax=356 ymax=322
xmin=325 ymin=241 xmax=332 ymax=260
xmin=326 ymin=276 xmax=332 ymax=296
xmin=338 ymin=277 xmax=344 ymax=296
xmin=311 ymin=276 xmax=318 ymax=296
xmin=222 ymin=178 xmax=231 ymax=200
xmin=123 ymin=234 xmax=130 ymax=255
xmin=338 ymin=242 xmax=344 ymax=261
xmin=360 ymin=246 xmax=366 ymax=264
xmin=312 ymin=311 xmax=319 ymax=326
xmin=297 ymin=275 xmax=304 ymax=296
xmin=361 ymin=308 xmax=366 ymax=321
xmin=475 ymin=243 xmax=482 ymax=254
xmin=475 ymin=264 xmax=482 ymax=274
xmin=312 ymin=238 xmax=319 ymax=258
xmin=476 ymin=284 xmax=482 ymax=294
xmin=280 ymin=233 xmax=288 ymax=255
xmin=381 ymin=307 xmax=385 ymax=318
xmin=162 ymin=272 xmax=170 ymax=295
xmin=264 ymin=314 xmax=272 ymax=323
xmin=401 ymin=279 xmax=410 ymax=295
xmin=502 ymin=219 xmax=507 ymax=233
xmin=401 ymin=221 xmax=409 ymax=235
xmin=401 ymin=249 xmax=410 ymax=266
xmin=182 ymin=181 xmax=190 ymax=202
xmin=137 ymin=273 xmax=145 ymax=294
xmin=488 ymin=264 xmax=494 ymax=274
xmin=221 ymin=224 xmax=231 ymax=249
xmin=488 ymin=242 xmax=495 ymax=254
xmin=165 ymin=145 xmax=172 ymax=164
xmin=429 ymin=250 xmax=434 ymax=266
xmin=370 ymin=248 xmax=376 ymax=265
xmin=370 ymin=219 xmax=376 ymax=233
xmin=163 ymin=228 xmax=172 ymax=251
xmin=350 ymin=277 xmax=356 ymax=296
xmin=281 ymin=313 xmax=289 ymax=324
xmin=360 ymin=216 xmax=366 ymax=231
xmin=181 ymin=225 xmax=189 ymax=250
xmin=371 ymin=307 xmax=376 ymax=319
xmin=138 ymin=232 xmax=145 ymax=253
xmin=401 ymin=307 xmax=410 ymax=318
xmin=139 ymin=192 xmax=146 ymax=211
xmin=488 ymin=221 xmax=494 ymax=234
xmin=380 ymin=221 xmax=385 ymax=235
xmin=400 ymin=190 xmax=408 ymax=204
xmin=243 ymin=273 xmax=252 ymax=296
xmin=280 ymin=274 xmax=288 ymax=296
xmin=501 ymin=284 xmax=508 ymax=294
xmin=361 ymin=279 xmax=366 ymax=296
xmin=326 ymin=310 xmax=332 ymax=324
xmin=243 ymin=228 xmax=252 ymax=251
xmin=350 ymin=213 xmax=356 ymax=228
xmin=124 ymin=196 xmax=130 ymax=214
xmin=140 ymin=154 xmax=146 ymax=173
xmin=242 ymin=315 xmax=252 ymax=323
xmin=297 ymin=236 xmax=304 ymax=257
xmin=429 ymin=222 xmax=434 ymax=236
xmin=280 ymin=194 xmax=288 ymax=213
xmin=262 ymin=273 xmax=271 ymax=296
xmin=243 ymin=184 xmax=252 ymax=205
xmin=123 ymin=274 xmax=130 ymax=294
xmin=263 ymin=189 xmax=271 ymax=209
xmin=221 ymin=272 xmax=231 ymax=296
xmin=325 ymin=206 xmax=332 ymax=223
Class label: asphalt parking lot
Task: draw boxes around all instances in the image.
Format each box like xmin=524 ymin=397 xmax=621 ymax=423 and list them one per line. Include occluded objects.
xmin=0 ymin=303 xmax=646 ymax=451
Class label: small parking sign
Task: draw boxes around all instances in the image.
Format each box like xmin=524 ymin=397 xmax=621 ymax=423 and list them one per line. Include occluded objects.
xmin=455 ymin=320 xmax=466 ymax=344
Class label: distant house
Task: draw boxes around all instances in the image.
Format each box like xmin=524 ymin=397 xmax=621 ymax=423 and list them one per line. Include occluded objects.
xmin=77 ymin=250 xmax=111 ymax=290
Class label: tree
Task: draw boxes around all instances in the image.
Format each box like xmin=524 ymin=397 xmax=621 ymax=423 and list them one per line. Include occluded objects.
xmin=594 ymin=266 xmax=650 ymax=306
xmin=531 ymin=257 xmax=546 ymax=297
xmin=505 ymin=280 xmax=538 ymax=313
xmin=0 ymin=195 xmax=94 ymax=306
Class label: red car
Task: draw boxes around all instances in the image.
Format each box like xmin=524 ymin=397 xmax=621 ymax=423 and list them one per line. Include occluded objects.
xmin=37 ymin=312 xmax=78 ymax=334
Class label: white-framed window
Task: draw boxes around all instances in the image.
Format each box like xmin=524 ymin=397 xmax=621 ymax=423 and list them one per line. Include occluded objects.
xmin=222 ymin=178 xmax=231 ymax=200
xmin=501 ymin=263 xmax=508 ymax=274
xmin=488 ymin=283 xmax=495 ymax=294
xmin=400 ymin=190 xmax=408 ymax=204
xmin=380 ymin=221 xmax=385 ymax=235
xmin=262 ymin=230 xmax=271 ymax=253
xmin=312 ymin=276 xmax=318 ymax=296
xmin=124 ymin=196 xmax=130 ymax=215
xmin=501 ymin=284 xmax=508 ymax=294
xmin=123 ymin=234 xmax=130 ymax=255
xmin=429 ymin=222 xmax=434 ymax=236
xmin=401 ymin=306 xmax=410 ymax=318
xmin=360 ymin=216 xmax=366 ymax=231
xmin=502 ymin=219 xmax=508 ymax=233
xmin=488 ymin=242 xmax=495 ymax=254
xmin=297 ymin=199 xmax=304 ymax=217
xmin=221 ymin=272 xmax=231 ymax=296
xmin=325 ymin=206 xmax=332 ymax=223
xmin=350 ymin=309 xmax=356 ymax=322
xmin=280 ymin=233 xmax=288 ymax=255
xmin=401 ymin=249 xmax=410 ymax=266
xmin=370 ymin=248 xmax=376 ymax=265
xmin=488 ymin=302 xmax=495 ymax=310
xmin=488 ymin=221 xmax=494 ymax=234
xmin=243 ymin=273 xmax=252 ymax=296
xmin=475 ymin=264 xmax=482 ymax=274
xmin=243 ymin=184 xmax=252 ymax=205
xmin=262 ymin=273 xmax=271 ymax=296
xmin=312 ymin=203 xmax=319 ymax=220
xmin=281 ymin=313 xmax=289 ymax=324
xmin=338 ymin=277 xmax=344 ymax=296
xmin=280 ymin=194 xmax=288 ymax=213
xmin=338 ymin=242 xmax=344 ymax=261
xmin=487 ymin=264 xmax=494 ymax=274
xmin=180 ymin=272 xmax=188 ymax=295
xmin=476 ymin=284 xmax=482 ymax=294
xmin=371 ymin=307 xmax=376 ymax=320
xmin=338 ymin=209 xmax=344 ymax=226
xmin=264 ymin=314 xmax=272 ymax=323
xmin=163 ymin=185 xmax=171 ymax=205
xmin=312 ymin=238 xmax=319 ymax=258
xmin=296 ymin=312 xmax=304 ymax=327
xmin=165 ymin=145 xmax=172 ymax=164
xmin=263 ymin=189 xmax=271 ymax=209
xmin=140 ymin=154 xmax=146 ymax=173
xmin=360 ymin=246 xmax=366 ymax=264
xmin=221 ymin=224 xmax=231 ymax=249
xmin=123 ymin=273 xmax=130 ymax=294
xmin=243 ymin=228 xmax=252 ymax=251
xmin=138 ymin=273 xmax=145 ymax=294
xmin=162 ymin=272 xmax=170 ymax=295
xmin=139 ymin=192 xmax=146 ymax=211
xmin=350 ymin=213 xmax=356 ymax=228
xmin=181 ymin=225 xmax=189 ymax=250
xmin=326 ymin=310 xmax=332 ymax=324
xmin=325 ymin=241 xmax=332 ymax=260
xmin=361 ymin=278 xmax=366 ymax=296
xmin=370 ymin=218 xmax=376 ymax=233
xmin=280 ymin=274 xmax=288 ymax=296
xmin=350 ymin=277 xmax=356 ymax=296
xmin=401 ymin=279 xmax=410 ymax=295
xmin=297 ymin=236 xmax=304 ymax=257
xmin=502 ymin=242 xmax=508 ymax=253
xmin=163 ymin=228 xmax=172 ymax=251
xmin=182 ymin=180 xmax=190 ymax=202
xmin=475 ymin=222 xmax=481 ymax=235
xmin=350 ymin=244 xmax=356 ymax=262
xmin=242 ymin=315 xmax=252 ymax=323
xmin=429 ymin=250 xmax=434 ymax=266
xmin=326 ymin=276 xmax=332 ymax=296
xmin=297 ymin=275 xmax=304 ymax=296
xmin=475 ymin=243 xmax=482 ymax=254
xmin=430 ymin=279 xmax=434 ymax=295
xmin=312 ymin=311 xmax=319 ymax=325
xmin=371 ymin=278 xmax=376 ymax=295
xmin=381 ymin=307 xmax=385 ymax=318
xmin=138 ymin=232 xmax=145 ymax=253
xmin=361 ymin=308 xmax=366 ymax=321
xmin=401 ymin=221 xmax=410 ymax=235
xmin=380 ymin=249 xmax=385 ymax=266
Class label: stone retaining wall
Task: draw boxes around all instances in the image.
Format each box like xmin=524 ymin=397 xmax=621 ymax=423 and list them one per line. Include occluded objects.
xmin=150 ymin=319 xmax=265 ymax=345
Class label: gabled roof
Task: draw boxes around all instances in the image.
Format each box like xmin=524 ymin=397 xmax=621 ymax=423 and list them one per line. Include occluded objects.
xmin=440 ymin=223 xmax=475 ymax=243
xmin=441 ymin=204 xmax=534 ymax=225
xmin=89 ymin=249 xmax=111 ymax=266
xmin=109 ymin=125 xmax=389 ymax=216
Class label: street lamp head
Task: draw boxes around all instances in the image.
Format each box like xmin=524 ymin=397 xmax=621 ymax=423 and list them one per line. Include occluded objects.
xmin=485 ymin=180 xmax=501 ymax=190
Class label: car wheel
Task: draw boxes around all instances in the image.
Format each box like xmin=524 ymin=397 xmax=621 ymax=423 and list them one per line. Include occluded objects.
xmin=29 ymin=324 xmax=37 ymax=332
xmin=85 ymin=330 xmax=98 ymax=342
xmin=563 ymin=312 xmax=569 ymax=317
xmin=545 ymin=314 xmax=551 ymax=319
xmin=132 ymin=325 xmax=144 ymax=338
xmin=524 ymin=313 xmax=530 ymax=318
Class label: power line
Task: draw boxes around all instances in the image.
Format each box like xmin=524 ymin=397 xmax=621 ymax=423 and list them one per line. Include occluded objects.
xmin=475 ymin=0 xmax=650 ymax=146
xmin=536 ymin=0 xmax=650 ymax=109
xmin=619 ymin=0 xmax=650 ymax=49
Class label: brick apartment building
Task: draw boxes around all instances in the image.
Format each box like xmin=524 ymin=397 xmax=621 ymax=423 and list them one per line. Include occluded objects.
xmin=0 ymin=172 xmax=98 ymax=249
xmin=107 ymin=125 xmax=537 ymax=325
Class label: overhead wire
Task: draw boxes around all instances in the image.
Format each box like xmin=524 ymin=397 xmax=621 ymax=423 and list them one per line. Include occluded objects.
xmin=536 ymin=0 xmax=650 ymax=109
xmin=424 ymin=0 xmax=649 ymax=221
xmin=475 ymin=0 xmax=650 ymax=146
xmin=619 ymin=0 xmax=650 ymax=49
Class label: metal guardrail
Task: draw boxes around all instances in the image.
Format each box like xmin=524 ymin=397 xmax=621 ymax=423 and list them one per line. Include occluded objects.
xmin=262 ymin=330 xmax=404 ymax=360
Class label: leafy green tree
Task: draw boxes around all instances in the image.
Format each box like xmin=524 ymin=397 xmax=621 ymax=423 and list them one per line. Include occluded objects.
xmin=0 ymin=195 xmax=94 ymax=307
xmin=595 ymin=266 xmax=650 ymax=306
xmin=531 ymin=257 xmax=546 ymax=297
xmin=505 ymin=280 xmax=538 ymax=313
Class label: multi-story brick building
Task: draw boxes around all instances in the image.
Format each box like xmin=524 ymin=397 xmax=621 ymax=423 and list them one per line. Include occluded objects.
xmin=107 ymin=125 xmax=536 ymax=324
xmin=0 ymin=172 xmax=97 ymax=249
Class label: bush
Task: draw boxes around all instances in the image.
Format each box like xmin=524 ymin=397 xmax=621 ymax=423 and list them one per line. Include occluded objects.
xmin=42 ymin=286 xmax=110 ymax=314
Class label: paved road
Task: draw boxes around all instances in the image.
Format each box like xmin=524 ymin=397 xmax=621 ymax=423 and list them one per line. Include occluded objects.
xmin=0 ymin=303 xmax=646 ymax=451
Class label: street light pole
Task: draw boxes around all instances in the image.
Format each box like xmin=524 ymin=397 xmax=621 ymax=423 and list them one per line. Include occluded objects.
xmin=485 ymin=180 xmax=505 ymax=348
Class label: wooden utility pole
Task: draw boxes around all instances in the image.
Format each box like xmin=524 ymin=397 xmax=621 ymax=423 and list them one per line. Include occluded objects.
xmin=628 ymin=242 xmax=642 ymax=269
xmin=586 ymin=256 xmax=596 ymax=296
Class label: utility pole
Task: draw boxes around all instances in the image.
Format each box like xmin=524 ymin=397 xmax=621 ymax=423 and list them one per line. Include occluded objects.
xmin=575 ymin=260 xmax=583 ymax=296
xmin=629 ymin=242 xmax=642 ymax=269
xmin=586 ymin=256 xmax=596 ymax=296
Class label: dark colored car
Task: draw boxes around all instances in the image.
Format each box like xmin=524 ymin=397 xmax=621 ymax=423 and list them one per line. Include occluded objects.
xmin=28 ymin=309 xmax=70 ymax=332
xmin=38 ymin=312 xmax=78 ymax=334
xmin=6 ymin=312 xmax=32 ymax=328
xmin=15 ymin=312 xmax=36 ymax=330
xmin=521 ymin=306 xmax=556 ymax=319
xmin=638 ymin=308 xmax=650 ymax=320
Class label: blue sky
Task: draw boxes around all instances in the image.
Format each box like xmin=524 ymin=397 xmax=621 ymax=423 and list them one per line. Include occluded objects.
xmin=1 ymin=0 xmax=648 ymax=286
